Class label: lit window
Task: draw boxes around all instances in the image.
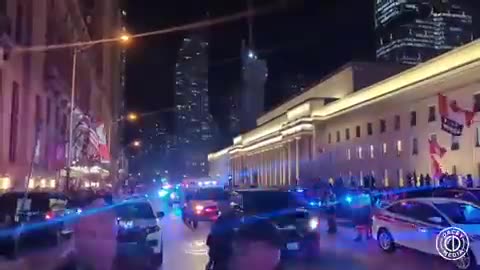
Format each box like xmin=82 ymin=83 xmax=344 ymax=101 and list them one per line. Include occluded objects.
xmin=358 ymin=146 xmax=363 ymax=159
xmin=382 ymin=143 xmax=387 ymax=154
xmin=398 ymin=168 xmax=404 ymax=187
xmin=384 ymin=169 xmax=389 ymax=187
xmin=396 ymin=140 xmax=402 ymax=156
xmin=370 ymin=145 xmax=374 ymax=159
xmin=347 ymin=149 xmax=351 ymax=160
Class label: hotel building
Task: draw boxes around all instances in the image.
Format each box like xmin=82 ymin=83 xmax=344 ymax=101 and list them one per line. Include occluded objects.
xmin=209 ymin=40 xmax=480 ymax=188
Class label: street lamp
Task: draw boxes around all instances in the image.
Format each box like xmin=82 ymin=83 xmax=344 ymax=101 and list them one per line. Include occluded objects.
xmin=126 ymin=112 xmax=138 ymax=122
xmin=120 ymin=34 xmax=130 ymax=43
xmin=65 ymin=34 xmax=130 ymax=191
xmin=132 ymin=140 xmax=141 ymax=147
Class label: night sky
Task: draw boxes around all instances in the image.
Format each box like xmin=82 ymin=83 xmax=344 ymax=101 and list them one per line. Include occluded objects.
xmin=125 ymin=0 xmax=376 ymax=146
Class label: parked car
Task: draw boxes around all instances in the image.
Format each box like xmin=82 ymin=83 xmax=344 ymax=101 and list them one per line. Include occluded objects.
xmin=0 ymin=191 xmax=74 ymax=268
xmin=373 ymin=197 xmax=480 ymax=270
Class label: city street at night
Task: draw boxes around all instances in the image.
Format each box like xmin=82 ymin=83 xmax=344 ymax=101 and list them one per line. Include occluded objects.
xmin=155 ymin=201 xmax=453 ymax=270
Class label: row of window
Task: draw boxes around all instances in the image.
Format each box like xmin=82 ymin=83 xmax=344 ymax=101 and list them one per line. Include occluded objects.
xmin=1 ymin=75 xmax=66 ymax=163
xmin=328 ymin=106 xmax=437 ymax=144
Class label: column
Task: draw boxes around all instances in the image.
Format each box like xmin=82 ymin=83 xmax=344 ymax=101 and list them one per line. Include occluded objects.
xmin=273 ymin=149 xmax=278 ymax=186
xmin=296 ymin=138 xmax=300 ymax=183
xmin=286 ymin=141 xmax=292 ymax=185
xmin=279 ymin=148 xmax=284 ymax=186
xmin=282 ymin=146 xmax=287 ymax=186
xmin=269 ymin=151 xmax=273 ymax=186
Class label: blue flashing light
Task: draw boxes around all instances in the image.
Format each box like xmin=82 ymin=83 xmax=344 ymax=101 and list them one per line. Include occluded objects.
xmin=296 ymin=188 xmax=305 ymax=193
xmin=158 ymin=190 xmax=168 ymax=198
xmin=309 ymin=201 xmax=317 ymax=207
xmin=345 ymin=196 xmax=353 ymax=204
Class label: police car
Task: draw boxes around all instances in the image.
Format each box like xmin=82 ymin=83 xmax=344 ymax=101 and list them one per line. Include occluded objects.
xmin=116 ymin=198 xmax=165 ymax=268
xmin=372 ymin=197 xmax=480 ymax=270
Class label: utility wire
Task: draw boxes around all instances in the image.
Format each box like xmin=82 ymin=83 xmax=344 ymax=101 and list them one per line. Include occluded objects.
xmin=15 ymin=4 xmax=280 ymax=54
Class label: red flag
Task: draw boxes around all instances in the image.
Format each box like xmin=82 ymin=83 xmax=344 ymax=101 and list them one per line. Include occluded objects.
xmin=428 ymin=139 xmax=446 ymax=158
xmin=430 ymin=155 xmax=443 ymax=178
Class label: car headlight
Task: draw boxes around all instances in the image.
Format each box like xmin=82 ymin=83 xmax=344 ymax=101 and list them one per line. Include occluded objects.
xmin=308 ymin=217 xmax=319 ymax=230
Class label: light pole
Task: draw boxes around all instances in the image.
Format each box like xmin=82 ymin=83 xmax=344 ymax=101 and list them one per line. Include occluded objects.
xmin=65 ymin=34 xmax=130 ymax=191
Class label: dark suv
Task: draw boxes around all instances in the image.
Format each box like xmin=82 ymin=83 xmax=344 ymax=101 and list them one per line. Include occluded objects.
xmin=0 ymin=192 xmax=73 ymax=260
xmin=229 ymin=188 xmax=320 ymax=259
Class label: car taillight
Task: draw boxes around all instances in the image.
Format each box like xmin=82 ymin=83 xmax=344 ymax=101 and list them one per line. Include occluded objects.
xmin=205 ymin=207 xmax=218 ymax=213
xmin=45 ymin=211 xmax=54 ymax=220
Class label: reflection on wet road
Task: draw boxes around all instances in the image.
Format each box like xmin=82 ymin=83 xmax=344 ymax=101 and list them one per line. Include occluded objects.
xmin=156 ymin=200 xmax=454 ymax=270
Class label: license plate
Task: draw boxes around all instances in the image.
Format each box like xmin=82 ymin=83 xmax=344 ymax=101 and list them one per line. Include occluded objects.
xmin=286 ymin=242 xmax=299 ymax=250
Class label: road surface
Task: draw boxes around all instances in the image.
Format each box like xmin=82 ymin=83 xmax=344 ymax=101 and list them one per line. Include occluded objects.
xmin=156 ymin=202 xmax=456 ymax=270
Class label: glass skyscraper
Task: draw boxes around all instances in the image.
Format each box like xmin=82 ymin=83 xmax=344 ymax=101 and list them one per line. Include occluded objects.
xmin=375 ymin=0 xmax=474 ymax=65
xmin=174 ymin=33 xmax=216 ymax=177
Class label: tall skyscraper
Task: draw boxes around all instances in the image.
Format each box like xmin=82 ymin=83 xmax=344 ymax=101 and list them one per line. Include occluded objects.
xmin=237 ymin=0 xmax=268 ymax=132
xmin=375 ymin=0 xmax=474 ymax=65
xmin=175 ymin=33 xmax=216 ymax=177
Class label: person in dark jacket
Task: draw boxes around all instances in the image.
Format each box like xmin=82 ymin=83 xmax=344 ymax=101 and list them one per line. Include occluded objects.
xmin=206 ymin=211 xmax=238 ymax=270
xmin=325 ymin=189 xmax=337 ymax=234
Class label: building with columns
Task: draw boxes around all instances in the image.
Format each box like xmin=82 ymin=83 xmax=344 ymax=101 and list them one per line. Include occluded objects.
xmin=209 ymin=40 xmax=480 ymax=188
xmin=0 ymin=0 xmax=124 ymax=191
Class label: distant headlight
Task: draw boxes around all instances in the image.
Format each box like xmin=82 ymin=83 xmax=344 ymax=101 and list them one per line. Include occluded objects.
xmin=308 ymin=217 xmax=319 ymax=230
xmin=195 ymin=205 xmax=204 ymax=211
xmin=158 ymin=190 xmax=168 ymax=197
xmin=170 ymin=193 xmax=177 ymax=199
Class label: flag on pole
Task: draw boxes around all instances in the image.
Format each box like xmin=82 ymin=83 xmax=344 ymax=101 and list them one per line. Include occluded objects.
xmin=95 ymin=123 xmax=110 ymax=162
xmin=428 ymin=138 xmax=447 ymax=157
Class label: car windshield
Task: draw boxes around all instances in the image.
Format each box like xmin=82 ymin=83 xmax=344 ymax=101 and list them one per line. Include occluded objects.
xmin=192 ymin=188 xmax=228 ymax=201
xmin=241 ymin=191 xmax=291 ymax=214
xmin=117 ymin=202 xmax=155 ymax=219
xmin=434 ymin=202 xmax=480 ymax=224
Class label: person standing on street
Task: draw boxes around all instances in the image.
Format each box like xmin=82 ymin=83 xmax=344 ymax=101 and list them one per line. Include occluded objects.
xmin=206 ymin=210 xmax=238 ymax=270
xmin=325 ymin=188 xmax=337 ymax=234
xmin=351 ymin=192 xmax=372 ymax=242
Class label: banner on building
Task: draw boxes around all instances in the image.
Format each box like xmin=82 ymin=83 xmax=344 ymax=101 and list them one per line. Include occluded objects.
xmin=438 ymin=94 xmax=476 ymax=136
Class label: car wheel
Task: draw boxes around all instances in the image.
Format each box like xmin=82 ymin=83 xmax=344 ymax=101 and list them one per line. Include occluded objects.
xmin=377 ymin=228 xmax=395 ymax=253
xmin=454 ymin=250 xmax=477 ymax=270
